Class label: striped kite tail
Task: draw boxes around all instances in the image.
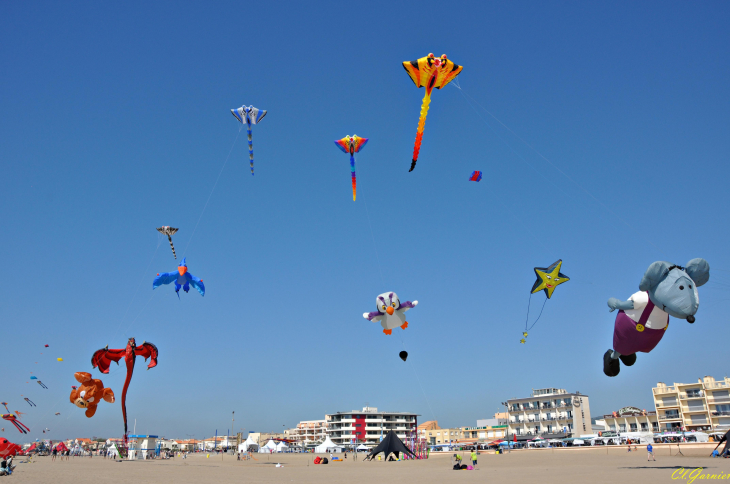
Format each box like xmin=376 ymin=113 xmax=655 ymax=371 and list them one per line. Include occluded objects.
xmin=350 ymin=153 xmax=356 ymax=201
xmin=247 ymin=126 xmax=254 ymax=175
xmin=410 ymin=92 xmax=431 ymax=172
xmin=167 ymin=235 xmax=176 ymax=259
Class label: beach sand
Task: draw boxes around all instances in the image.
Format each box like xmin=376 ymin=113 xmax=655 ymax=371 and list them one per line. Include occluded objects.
xmin=8 ymin=445 xmax=727 ymax=483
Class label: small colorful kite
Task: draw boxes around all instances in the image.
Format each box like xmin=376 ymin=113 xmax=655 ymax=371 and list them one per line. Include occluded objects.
xmin=521 ymin=260 xmax=570 ymax=343
xmin=231 ymin=105 xmax=267 ymax=175
xmin=156 ymin=226 xmax=179 ymax=259
xmin=55 ymin=413 xmax=61 ymax=416
xmin=469 ymin=171 xmax=482 ymax=182
xmin=44 ymin=344 xmax=49 ymax=348
xmin=57 ymin=358 xmax=63 ymax=362
xmin=153 ymin=257 xmax=205 ymax=298
xmin=29 ymin=376 xmax=48 ymax=389
xmin=334 ymin=135 xmax=368 ymax=201
xmin=23 ymin=398 xmax=35 ymax=407
xmin=1 ymin=415 xmax=29 ymax=434
xmin=403 ymin=53 xmax=463 ymax=171
xmin=0 ymin=403 xmax=8 ymax=413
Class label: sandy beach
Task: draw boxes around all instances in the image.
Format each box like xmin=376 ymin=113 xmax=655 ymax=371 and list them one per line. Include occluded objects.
xmin=7 ymin=444 xmax=728 ymax=484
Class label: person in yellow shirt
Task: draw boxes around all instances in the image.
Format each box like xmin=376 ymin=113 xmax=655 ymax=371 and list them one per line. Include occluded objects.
xmin=471 ymin=449 xmax=478 ymax=469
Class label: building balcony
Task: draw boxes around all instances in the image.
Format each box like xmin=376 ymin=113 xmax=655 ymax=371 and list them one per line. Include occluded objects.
xmin=655 ymin=402 xmax=679 ymax=408
xmin=708 ymin=397 xmax=730 ymax=404
xmin=681 ymin=408 xmax=708 ymax=414
xmin=653 ymin=387 xmax=677 ymax=395
xmin=705 ymin=381 xmax=730 ymax=390
xmin=711 ymin=411 xmax=730 ymax=417
xmin=658 ymin=415 xmax=682 ymax=421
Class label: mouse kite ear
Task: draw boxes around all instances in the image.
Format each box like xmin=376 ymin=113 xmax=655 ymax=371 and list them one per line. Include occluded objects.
xmin=685 ymin=258 xmax=710 ymax=287
xmin=639 ymin=261 xmax=672 ymax=292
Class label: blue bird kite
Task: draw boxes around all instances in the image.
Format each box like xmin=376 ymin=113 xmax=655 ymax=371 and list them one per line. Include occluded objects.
xmin=153 ymin=258 xmax=205 ymax=298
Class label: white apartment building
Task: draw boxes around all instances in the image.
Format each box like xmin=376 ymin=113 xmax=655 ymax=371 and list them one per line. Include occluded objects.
xmin=506 ymin=388 xmax=591 ymax=438
xmin=287 ymin=420 xmax=328 ymax=446
xmin=326 ymin=406 xmax=418 ymax=447
xmin=653 ymin=376 xmax=730 ymax=432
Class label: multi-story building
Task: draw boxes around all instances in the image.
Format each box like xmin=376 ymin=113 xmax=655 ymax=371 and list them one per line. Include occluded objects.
xmin=326 ymin=406 xmax=418 ymax=447
xmin=600 ymin=406 xmax=659 ymax=433
xmin=459 ymin=424 xmax=508 ymax=442
xmin=506 ymin=388 xmax=591 ymax=438
xmin=653 ymin=376 xmax=730 ymax=432
xmin=422 ymin=427 xmax=462 ymax=445
xmin=287 ymin=420 xmax=328 ymax=446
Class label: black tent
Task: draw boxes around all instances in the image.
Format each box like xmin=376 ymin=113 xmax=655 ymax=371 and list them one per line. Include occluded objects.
xmin=366 ymin=431 xmax=415 ymax=461
xmin=711 ymin=430 xmax=730 ymax=456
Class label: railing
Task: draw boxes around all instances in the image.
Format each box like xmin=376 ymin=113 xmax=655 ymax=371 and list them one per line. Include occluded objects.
xmin=679 ymin=393 xmax=704 ymax=399
xmin=705 ymin=381 xmax=730 ymax=389
xmin=707 ymin=397 xmax=730 ymax=404
xmin=653 ymin=386 xmax=677 ymax=394
xmin=658 ymin=415 xmax=681 ymax=421
xmin=711 ymin=411 xmax=730 ymax=417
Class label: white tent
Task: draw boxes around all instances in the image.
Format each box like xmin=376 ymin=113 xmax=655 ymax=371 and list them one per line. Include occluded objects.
xmin=356 ymin=444 xmax=369 ymax=451
xmin=275 ymin=441 xmax=289 ymax=452
xmin=258 ymin=440 xmax=277 ymax=453
xmin=315 ymin=437 xmax=343 ymax=453
xmin=107 ymin=443 xmax=121 ymax=459
xmin=237 ymin=435 xmax=258 ymax=453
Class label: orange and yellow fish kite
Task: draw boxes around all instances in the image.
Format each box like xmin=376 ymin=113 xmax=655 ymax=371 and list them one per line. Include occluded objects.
xmin=403 ymin=53 xmax=463 ymax=172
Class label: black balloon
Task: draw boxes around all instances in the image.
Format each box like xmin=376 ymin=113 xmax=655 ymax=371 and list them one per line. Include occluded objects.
xmin=399 ymin=351 xmax=408 ymax=362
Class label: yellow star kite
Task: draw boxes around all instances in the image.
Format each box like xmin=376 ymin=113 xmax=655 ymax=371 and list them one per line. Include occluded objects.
xmin=531 ymin=259 xmax=570 ymax=299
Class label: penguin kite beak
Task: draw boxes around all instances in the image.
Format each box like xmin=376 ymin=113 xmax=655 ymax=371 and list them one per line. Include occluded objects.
xmin=386 ymin=307 xmax=394 ymax=315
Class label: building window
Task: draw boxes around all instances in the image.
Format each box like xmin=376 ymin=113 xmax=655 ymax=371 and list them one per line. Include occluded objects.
xmin=652 ymin=422 xmax=659 ymax=431
xmin=640 ymin=423 xmax=648 ymax=431
xmin=619 ymin=424 xmax=626 ymax=432
xmin=630 ymin=423 xmax=637 ymax=431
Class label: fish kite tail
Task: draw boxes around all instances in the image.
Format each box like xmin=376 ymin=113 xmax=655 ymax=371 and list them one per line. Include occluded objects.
xmin=410 ymin=92 xmax=431 ymax=172
xmin=247 ymin=124 xmax=254 ymax=175
xmin=167 ymin=235 xmax=176 ymax=259
xmin=350 ymin=154 xmax=356 ymax=201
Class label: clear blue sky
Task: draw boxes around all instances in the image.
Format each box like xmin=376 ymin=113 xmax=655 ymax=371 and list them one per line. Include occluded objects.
xmin=2 ymin=1 xmax=729 ymax=441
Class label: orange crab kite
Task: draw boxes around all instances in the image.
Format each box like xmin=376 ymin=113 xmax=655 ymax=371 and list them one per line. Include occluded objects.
xmin=403 ymin=53 xmax=463 ymax=172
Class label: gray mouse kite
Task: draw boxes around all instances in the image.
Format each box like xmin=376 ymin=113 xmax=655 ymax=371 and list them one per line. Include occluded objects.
xmin=603 ymin=258 xmax=710 ymax=377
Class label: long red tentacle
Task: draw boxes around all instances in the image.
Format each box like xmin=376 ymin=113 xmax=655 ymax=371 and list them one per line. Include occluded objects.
xmin=121 ymin=358 xmax=134 ymax=436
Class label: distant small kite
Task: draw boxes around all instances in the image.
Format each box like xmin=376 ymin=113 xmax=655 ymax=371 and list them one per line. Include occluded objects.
xmin=24 ymin=398 xmax=35 ymax=407
xmin=469 ymin=171 xmax=482 ymax=182
xmin=156 ymin=226 xmax=179 ymax=259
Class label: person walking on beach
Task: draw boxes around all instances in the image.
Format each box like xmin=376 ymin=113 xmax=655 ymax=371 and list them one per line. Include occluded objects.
xmin=647 ymin=443 xmax=655 ymax=461
xmin=52 ymin=446 xmax=57 ymax=461
xmin=471 ymin=449 xmax=478 ymax=469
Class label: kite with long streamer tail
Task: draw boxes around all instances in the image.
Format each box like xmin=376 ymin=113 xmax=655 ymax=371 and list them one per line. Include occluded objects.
xmin=231 ymin=105 xmax=267 ymax=175
xmin=334 ymin=135 xmax=368 ymax=201
xmin=402 ymin=53 xmax=463 ymax=171
xmin=156 ymin=226 xmax=178 ymax=259
xmin=0 ymin=403 xmax=8 ymax=413
xmin=1 ymin=415 xmax=29 ymax=434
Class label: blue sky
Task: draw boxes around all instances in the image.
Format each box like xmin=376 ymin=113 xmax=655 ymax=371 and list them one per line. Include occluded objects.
xmin=1 ymin=1 xmax=729 ymax=441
